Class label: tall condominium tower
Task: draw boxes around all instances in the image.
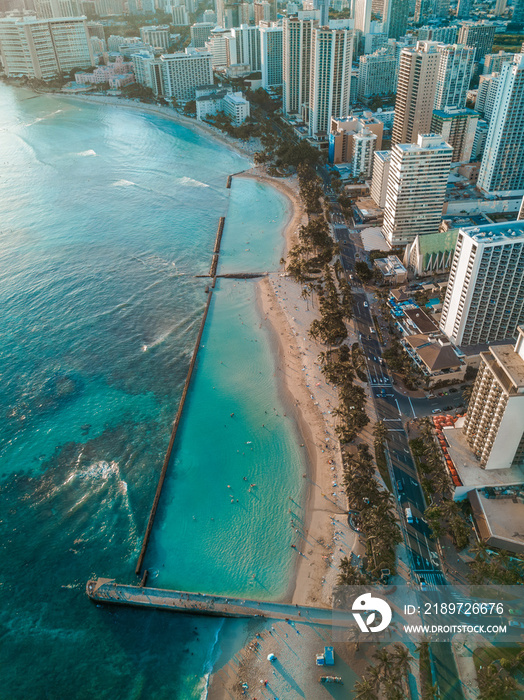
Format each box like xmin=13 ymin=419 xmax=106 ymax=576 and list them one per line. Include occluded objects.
xmin=440 ymin=221 xmax=524 ymax=346
xmin=0 ymin=16 xmax=94 ymax=78
xmin=391 ymin=41 xmax=440 ymax=146
xmin=160 ymin=48 xmax=214 ymax=100
xmin=382 ymin=133 xmax=453 ymax=245
xmin=190 ymin=22 xmax=214 ymax=48
xmin=477 ymin=54 xmax=524 ymax=197
xmin=463 ymin=327 xmax=524 ymax=471
xmin=371 ymin=150 xmax=390 ymax=207
xmin=456 ymin=0 xmax=471 ymax=19
xmin=386 ymin=0 xmax=409 ymax=40
xmin=483 ymin=50 xmax=515 ymax=75
xmin=282 ymin=14 xmax=318 ymax=118
xmin=308 ymin=27 xmax=353 ymax=137
xmin=457 ymin=21 xmax=496 ymax=63
xmin=229 ymin=24 xmax=261 ymax=71
xmin=513 ymin=0 xmax=524 ymax=23
xmin=475 ymin=72 xmax=501 ymax=120
xmin=354 ymin=0 xmax=372 ymax=33
xmin=434 ymin=43 xmax=475 ymax=109
xmin=260 ymin=25 xmax=283 ymax=88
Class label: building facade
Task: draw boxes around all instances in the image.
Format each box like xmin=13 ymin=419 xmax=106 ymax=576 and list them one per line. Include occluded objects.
xmin=260 ymin=25 xmax=282 ymax=88
xmin=357 ymin=47 xmax=397 ymax=102
xmin=464 ymin=327 xmax=524 ymax=470
xmin=190 ymin=22 xmax=214 ymax=48
xmin=370 ymin=149 xmax=390 ymax=207
xmin=440 ymin=222 xmax=524 ymax=346
xmin=282 ymin=14 xmax=318 ymax=118
xmin=160 ymin=47 xmax=213 ymax=100
xmin=140 ymin=25 xmax=170 ymax=51
xmin=430 ymin=107 xmax=479 ymax=163
xmin=382 ymin=133 xmax=453 ymax=245
xmin=0 ymin=15 xmax=94 ymax=78
xmin=391 ymin=41 xmax=441 ymax=146
xmin=457 ymin=21 xmax=496 ymax=63
xmin=477 ymin=54 xmax=524 ymax=197
xmin=229 ymin=24 xmax=261 ymax=72
xmin=308 ymin=27 xmax=353 ymax=137
xmin=434 ymin=43 xmax=475 ymax=110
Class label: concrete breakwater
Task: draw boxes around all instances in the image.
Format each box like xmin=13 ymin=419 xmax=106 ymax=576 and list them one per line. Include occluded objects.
xmin=209 ymin=216 xmax=225 ymax=277
xmin=87 ymin=579 xmax=346 ymax=627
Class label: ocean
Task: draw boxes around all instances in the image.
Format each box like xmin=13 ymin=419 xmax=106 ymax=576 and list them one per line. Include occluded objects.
xmin=0 ymin=85 xmax=305 ymax=698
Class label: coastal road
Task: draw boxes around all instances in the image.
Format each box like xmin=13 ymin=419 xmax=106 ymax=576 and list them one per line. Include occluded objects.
xmin=332 ymin=221 xmax=465 ymax=699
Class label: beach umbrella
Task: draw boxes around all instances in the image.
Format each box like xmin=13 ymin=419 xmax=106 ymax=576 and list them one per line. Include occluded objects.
xmin=267 ymin=653 xmax=277 ymax=661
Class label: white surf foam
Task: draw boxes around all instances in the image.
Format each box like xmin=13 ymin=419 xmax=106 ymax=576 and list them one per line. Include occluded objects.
xmin=78 ymin=149 xmax=96 ymax=157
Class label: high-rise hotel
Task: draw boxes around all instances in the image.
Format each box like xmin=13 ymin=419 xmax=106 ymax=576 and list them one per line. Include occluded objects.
xmin=0 ymin=15 xmax=94 ymax=79
xmin=440 ymin=222 xmax=524 ymax=347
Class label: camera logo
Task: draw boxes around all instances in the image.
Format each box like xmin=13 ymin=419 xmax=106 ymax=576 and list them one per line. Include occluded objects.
xmin=352 ymin=593 xmax=392 ymax=633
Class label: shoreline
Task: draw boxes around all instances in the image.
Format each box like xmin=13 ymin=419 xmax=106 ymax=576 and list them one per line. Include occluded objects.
xmin=52 ymin=92 xmax=259 ymax=162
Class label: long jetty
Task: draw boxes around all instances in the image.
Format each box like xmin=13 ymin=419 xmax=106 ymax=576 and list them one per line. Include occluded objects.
xmin=87 ymin=579 xmax=350 ymax=627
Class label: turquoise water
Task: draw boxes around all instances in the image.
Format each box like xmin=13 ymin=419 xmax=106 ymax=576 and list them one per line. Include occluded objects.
xmin=0 ymin=85 xmax=304 ymax=698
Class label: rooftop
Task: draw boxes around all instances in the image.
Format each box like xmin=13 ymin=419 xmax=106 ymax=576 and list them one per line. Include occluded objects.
xmin=405 ymin=333 xmax=463 ymax=371
xmin=444 ymin=425 xmax=524 ymax=497
xmin=416 ymin=229 xmax=459 ymax=258
xmin=485 ymin=344 xmax=524 ymax=392
xmin=462 ymin=220 xmax=524 ymax=245
xmin=468 ymin=488 xmax=524 ymax=554
xmin=403 ymin=307 xmax=439 ymax=334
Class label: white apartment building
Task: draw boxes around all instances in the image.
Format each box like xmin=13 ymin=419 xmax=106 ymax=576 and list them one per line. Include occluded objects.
xmin=434 ymin=43 xmax=475 ymax=110
xmin=357 ymin=47 xmax=397 ymax=102
xmin=308 ymin=27 xmax=353 ymax=137
xmin=477 ymin=54 xmax=524 ymax=197
xmin=370 ymin=149 xmax=390 ymax=208
xmin=464 ymin=327 xmax=524 ymax=470
xmin=417 ymin=26 xmax=459 ymax=43
xmin=229 ymin=24 xmax=261 ymax=72
xmin=172 ymin=5 xmax=189 ymax=25
xmin=196 ymin=87 xmax=250 ymax=125
xmin=430 ymin=107 xmax=479 ymax=163
xmin=190 ymin=22 xmax=214 ymax=48
xmin=260 ymin=25 xmax=283 ymax=88
xmin=140 ymin=25 xmax=170 ymax=52
xmin=471 ymin=120 xmax=489 ymax=160
xmin=160 ymin=48 xmax=213 ymax=100
xmin=0 ymin=15 xmax=94 ymax=79
xmin=391 ymin=42 xmax=441 ymax=146
xmin=35 ymin=0 xmax=81 ymax=17
xmin=354 ymin=0 xmax=372 ymax=34
xmin=440 ymin=222 xmax=524 ymax=347
xmin=483 ymin=50 xmax=515 ymax=75
xmin=205 ymin=28 xmax=231 ymax=69
xmin=282 ymin=14 xmax=318 ymax=118
xmin=475 ymin=72 xmax=501 ymax=121
xmin=382 ymin=133 xmax=453 ymax=245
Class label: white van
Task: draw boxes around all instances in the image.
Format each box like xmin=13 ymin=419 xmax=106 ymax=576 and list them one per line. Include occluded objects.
xmin=405 ymin=507 xmax=414 ymax=524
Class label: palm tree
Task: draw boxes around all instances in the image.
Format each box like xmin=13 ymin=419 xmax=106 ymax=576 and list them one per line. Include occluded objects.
xmin=373 ymin=420 xmax=389 ymax=445
xmin=470 ymin=539 xmax=489 ymax=561
xmin=392 ymin=643 xmax=411 ymax=682
xmin=373 ymin=648 xmax=394 ymax=678
xmin=353 ymin=677 xmax=377 ymax=700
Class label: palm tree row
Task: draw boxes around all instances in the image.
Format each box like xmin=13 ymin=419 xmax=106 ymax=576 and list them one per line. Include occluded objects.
xmin=341 ymin=445 xmax=401 ymax=576
xmin=353 ymin=644 xmax=412 ymax=700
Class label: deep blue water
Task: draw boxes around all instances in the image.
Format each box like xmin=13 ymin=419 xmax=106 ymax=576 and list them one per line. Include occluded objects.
xmin=0 ymin=86 xmax=303 ymax=698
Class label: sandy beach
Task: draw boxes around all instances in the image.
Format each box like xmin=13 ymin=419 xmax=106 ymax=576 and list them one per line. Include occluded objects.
xmin=206 ymin=168 xmax=372 ymax=699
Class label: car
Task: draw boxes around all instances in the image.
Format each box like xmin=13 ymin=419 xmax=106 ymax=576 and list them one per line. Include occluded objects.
xmin=449 ymin=388 xmax=458 ymax=393
xmin=432 ymin=408 xmax=441 ymax=414
xmin=397 ymin=480 xmax=403 ymax=492
xmin=438 ymin=392 xmax=444 ymax=396
xmin=443 ymin=405 xmax=453 ymax=411
xmin=509 ymin=620 xmax=524 ymax=629
xmin=419 ymin=578 xmax=427 ymax=590
xmin=363 ymin=302 xmax=368 ymax=307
